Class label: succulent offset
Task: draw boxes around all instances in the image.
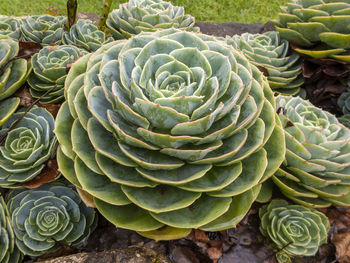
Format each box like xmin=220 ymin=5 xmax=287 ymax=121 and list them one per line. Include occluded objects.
xmin=20 ymin=15 xmax=66 ymax=45
xmin=273 ymin=95 xmax=350 ymax=208
xmin=6 ymin=182 xmax=97 ymax=257
xmin=106 ymin=0 xmax=198 ymax=39
xmin=28 ymin=45 xmax=88 ymax=104
xmin=0 ymin=36 xmax=30 ymax=101
xmin=63 ymin=19 xmax=113 ymax=52
xmin=339 ymin=114 xmax=350 ymax=129
xmin=273 ymin=0 xmax=350 ymax=61
xmin=259 ymin=200 xmax=329 ymax=263
xmin=0 ymin=16 xmax=21 ymax=40
xmin=224 ymin=31 xmax=304 ymax=96
xmin=338 ymin=81 xmax=350 ymax=115
xmin=55 ymin=28 xmax=286 ymax=239
xmin=0 ymin=196 xmax=22 ymax=263
xmin=0 ymin=106 xmax=57 ymax=188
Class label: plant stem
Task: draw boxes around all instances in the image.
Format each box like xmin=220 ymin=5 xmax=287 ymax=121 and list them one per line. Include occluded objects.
xmin=66 ymin=0 xmax=78 ymax=30
xmin=98 ymin=0 xmax=113 ymax=32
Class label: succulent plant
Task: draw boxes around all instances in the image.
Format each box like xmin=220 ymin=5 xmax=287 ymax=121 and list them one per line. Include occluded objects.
xmin=338 ymin=81 xmax=350 ymax=115
xmin=0 ymin=16 xmax=21 ymax=40
xmin=20 ymin=15 xmax=66 ymax=45
xmin=0 ymin=106 xmax=58 ymax=188
xmin=259 ymin=200 xmax=329 ymax=262
xmin=0 ymin=196 xmax=22 ymax=263
xmin=0 ymin=97 xmax=20 ymax=127
xmin=273 ymin=95 xmax=350 ymax=208
xmin=0 ymin=36 xmax=31 ymax=101
xmin=106 ymin=0 xmax=198 ymax=39
xmin=63 ymin=19 xmax=113 ymax=52
xmin=224 ymin=31 xmax=304 ymax=96
xmin=6 ymin=182 xmax=97 ymax=257
xmin=273 ymin=0 xmax=350 ymax=61
xmin=339 ymin=114 xmax=350 ymax=129
xmin=55 ymin=28 xmax=286 ymax=239
xmin=28 ymin=45 xmax=88 ymax=104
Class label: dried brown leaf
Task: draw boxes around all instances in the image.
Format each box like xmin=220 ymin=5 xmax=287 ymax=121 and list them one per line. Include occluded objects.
xmin=18 ymin=41 xmax=42 ymax=59
xmin=76 ymin=188 xmax=96 ymax=208
xmin=24 ymin=159 xmax=59 ymax=189
xmin=206 ymin=247 xmax=222 ymax=263
xmin=332 ymin=232 xmax=350 ymax=263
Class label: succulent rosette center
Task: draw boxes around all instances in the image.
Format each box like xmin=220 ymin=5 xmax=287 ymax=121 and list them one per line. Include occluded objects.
xmin=6 ymin=183 xmax=97 ymax=257
xmin=259 ymin=200 xmax=329 ymax=262
xmin=56 ymin=29 xmax=285 ymax=239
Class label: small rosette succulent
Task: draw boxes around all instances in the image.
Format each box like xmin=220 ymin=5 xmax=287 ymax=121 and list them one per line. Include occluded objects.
xmin=6 ymin=182 xmax=97 ymax=257
xmin=338 ymin=81 xmax=350 ymax=115
xmin=339 ymin=114 xmax=350 ymax=129
xmin=0 ymin=36 xmax=31 ymax=101
xmin=20 ymin=15 xmax=66 ymax=45
xmin=55 ymin=28 xmax=286 ymax=239
xmin=224 ymin=31 xmax=304 ymax=96
xmin=273 ymin=95 xmax=350 ymax=208
xmin=259 ymin=200 xmax=329 ymax=262
xmin=0 ymin=196 xmax=22 ymax=263
xmin=273 ymin=0 xmax=350 ymax=61
xmin=28 ymin=45 xmax=88 ymax=104
xmin=106 ymin=0 xmax=198 ymax=40
xmin=0 ymin=16 xmax=21 ymax=40
xmin=0 ymin=106 xmax=58 ymax=188
xmin=63 ymin=19 xmax=113 ymax=52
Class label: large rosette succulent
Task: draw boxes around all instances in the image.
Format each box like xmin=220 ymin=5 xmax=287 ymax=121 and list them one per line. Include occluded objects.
xmin=273 ymin=95 xmax=350 ymax=208
xmin=0 ymin=16 xmax=21 ymax=40
xmin=224 ymin=31 xmax=304 ymax=96
xmin=63 ymin=19 xmax=113 ymax=52
xmin=0 ymin=36 xmax=31 ymax=101
xmin=20 ymin=15 xmax=66 ymax=45
xmin=0 ymin=106 xmax=57 ymax=188
xmin=6 ymin=182 xmax=97 ymax=257
xmin=28 ymin=45 xmax=88 ymax=104
xmin=106 ymin=0 xmax=198 ymax=40
xmin=259 ymin=200 xmax=329 ymax=263
xmin=0 ymin=196 xmax=22 ymax=263
xmin=273 ymin=0 xmax=350 ymax=61
xmin=55 ymin=28 xmax=286 ymax=239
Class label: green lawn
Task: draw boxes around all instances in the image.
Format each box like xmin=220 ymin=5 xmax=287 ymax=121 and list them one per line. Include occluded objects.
xmin=0 ymin=0 xmax=289 ymax=23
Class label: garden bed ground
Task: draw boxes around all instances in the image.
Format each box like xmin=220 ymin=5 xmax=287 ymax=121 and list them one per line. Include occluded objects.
xmin=15 ymin=16 xmax=350 ymax=263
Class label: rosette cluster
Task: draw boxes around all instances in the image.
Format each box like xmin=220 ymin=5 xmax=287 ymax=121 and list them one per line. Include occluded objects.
xmin=273 ymin=0 xmax=350 ymax=61
xmin=0 ymin=106 xmax=57 ymax=188
xmin=20 ymin=15 xmax=66 ymax=45
xmin=55 ymin=29 xmax=285 ymax=239
xmin=28 ymin=45 xmax=88 ymax=104
xmin=63 ymin=19 xmax=113 ymax=52
xmin=106 ymin=0 xmax=198 ymax=40
xmin=0 ymin=16 xmax=21 ymax=40
xmin=0 ymin=196 xmax=22 ymax=263
xmin=6 ymin=182 xmax=97 ymax=257
xmin=259 ymin=200 xmax=329 ymax=262
xmin=225 ymin=31 xmax=304 ymax=96
xmin=273 ymin=95 xmax=350 ymax=207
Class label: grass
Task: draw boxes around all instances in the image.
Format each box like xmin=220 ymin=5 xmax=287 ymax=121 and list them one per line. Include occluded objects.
xmin=0 ymin=0 xmax=289 ymax=23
